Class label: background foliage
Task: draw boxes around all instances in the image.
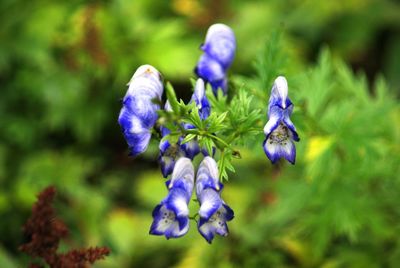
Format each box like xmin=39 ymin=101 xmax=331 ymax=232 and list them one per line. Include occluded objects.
xmin=1 ymin=0 xmax=400 ymax=267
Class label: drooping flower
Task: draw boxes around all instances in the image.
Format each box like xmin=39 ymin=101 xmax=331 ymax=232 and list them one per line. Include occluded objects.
xmin=263 ymin=76 xmax=300 ymax=164
xmin=150 ymin=158 xmax=194 ymax=239
xmin=196 ymin=157 xmax=234 ymax=243
xmin=118 ymin=65 xmax=163 ymax=156
xmin=195 ymin=24 xmax=236 ymax=95
xmin=158 ymin=101 xmax=185 ymax=178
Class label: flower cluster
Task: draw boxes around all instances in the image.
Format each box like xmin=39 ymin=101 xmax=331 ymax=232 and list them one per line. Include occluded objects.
xmin=263 ymin=76 xmax=300 ymax=164
xmin=196 ymin=157 xmax=234 ymax=242
xmin=117 ymin=23 xmax=300 ymax=244
xmin=150 ymin=157 xmax=233 ymax=243
xmin=195 ymin=23 xmax=236 ymax=95
xmin=118 ymin=65 xmax=163 ymax=156
xmin=150 ymin=157 xmax=194 ymax=238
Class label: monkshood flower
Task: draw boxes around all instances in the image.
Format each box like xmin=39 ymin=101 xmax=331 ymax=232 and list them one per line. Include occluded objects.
xmin=118 ymin=65 xmax=163 ymax=156
xmin=196 ymin=157 xmax=234 ymax=243
xmin=158 ymin=101 xmax=185 ymax=178
xmin=263 ymin=76 xmax=300 ymax=164
xmin=180 ymin=79 xmax=211 ymax=158
xmin=195 ymin=24 xmax=236 ymax=95
xmin=150 ymin=157 xmax=194 ymax=239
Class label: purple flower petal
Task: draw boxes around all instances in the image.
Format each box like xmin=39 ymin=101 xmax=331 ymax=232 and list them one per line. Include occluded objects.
xmin=201 ymin=24 xmax=236 ymax=69
xmin=198 ymin=188 xmax=222 ymax=220
xmin=263 ymin=137 xmax=296 ymax=164
xmin=150 ymin=158 xmax=194 ymax=239
xmin=197 ymin=199 xmax=234 ymax=244
xmin=180 ymin=140 xmax=200 ymax=160
xmin=196 ymin=157 xmax=221 ymax=195
xmin=118 ymin=65 xmax=163 ymax=156
xmin=195 ymin=54 xmax=225 ymax=82
xmin=263 ymin=76 xmax=299 ymax=164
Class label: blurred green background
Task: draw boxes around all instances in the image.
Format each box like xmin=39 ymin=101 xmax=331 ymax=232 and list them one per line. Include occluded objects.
xmin=1 ymin=0 xmax=400 ymax=267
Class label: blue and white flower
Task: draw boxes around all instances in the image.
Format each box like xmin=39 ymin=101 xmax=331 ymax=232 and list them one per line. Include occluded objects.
xmin=158 ymin=101 xmax=185 ymax=178
xmin=180 ymin=78 xmax=211 ymax=159
xmin=118 ymin=65 xmax=163 ymax=156
xmin=196 ymin=157 xmax=234 ymax=243
xmin=150 ymin=157 xmax=194 ymax=239
xmin=195 ymin=24 xmax=236 ymax=95
xmin=263 ymin=76 xmax=300 ymax=164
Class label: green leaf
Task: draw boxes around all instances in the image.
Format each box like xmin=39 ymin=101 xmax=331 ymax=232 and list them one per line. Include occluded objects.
xmin=160 ymin=133 xmax=180 ymax=145
xmin=206 ymin=83 xmax=228 ymax=113
xmin=165 ymin=81 xmax=180 ymax=113
xmin=253 ymin=29 xmax=287 ymax=90
xmin=180 ymin=133 xmax=197 ymax=145
xmin=207 ymin=111 xmax=228 ymax=133
xmin=217 ymin=150 xmax=234 ymax=181
xmin=204 ymin=138 xmax=214 ymax=156
xmin=299 ymin=48 xmax=334 ymax=118
xmin=182 ymin=106 xmax=203 ymax=129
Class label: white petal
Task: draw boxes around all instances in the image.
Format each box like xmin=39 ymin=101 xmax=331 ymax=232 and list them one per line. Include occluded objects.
xmin=127 ymin=77 xmax=162 ymax=99
xmin=198 ymin=216 xmax=228 ymax=242
xmin=169 ymin=193 xmax=189 ymax=218
xmin=271 ymin=76 xmax=288 ymax=109
xmin=132 ymin=64 xmax=161 ymax=80
xmin=281 ymin=140 xmax=296 ymax=164
xmin=198 ymin=189 xmax=222 ymax=219
xmin=175 ymin=221 xmax=189 ymax=236
xmin=126 ymin=65 xmax=163 ymax=99
xmin=194 ymin=78 xmax=205 ymax=103
xmin=196 ymin=156 xmax=220 ymax=194
xmin=264 ymin=140 xmax=279 ymax=160
xmin=170 ymin=158 xmax=194 ymax=191
xmin=263 ymin=112 xmax=281 ymax=136
xmin=264 ymin=138 xmax=296 ymax=164
xmin=205 ymin=24 xmax=235 ymax=44
xmin=129 ymin=116 xmax=147 ymax=134
xmin=154 ymin=206 xmax=174 ymax=233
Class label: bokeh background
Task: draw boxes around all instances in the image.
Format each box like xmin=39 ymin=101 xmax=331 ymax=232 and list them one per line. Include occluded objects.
xmin=1 ymin=0 xmax=400 ymax=267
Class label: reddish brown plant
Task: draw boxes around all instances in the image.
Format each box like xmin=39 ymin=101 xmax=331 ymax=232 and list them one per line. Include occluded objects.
xmin=20 ymin=186 xmax=110 ymax=268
